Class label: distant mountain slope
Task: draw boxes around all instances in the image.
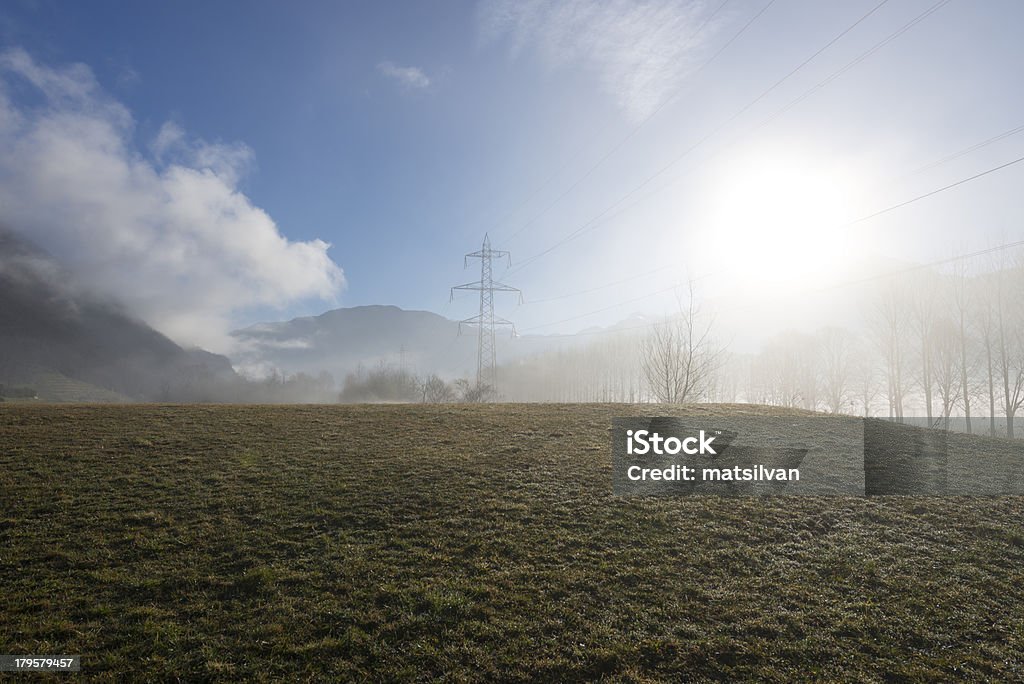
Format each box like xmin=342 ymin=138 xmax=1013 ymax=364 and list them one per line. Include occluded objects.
xmin=0 ymin=230 xmax=236 ymax=402
xmin=231 ymin=305 xmax=574 ymax=380
xmin=12 ymin=366 xmax=132 ymax=403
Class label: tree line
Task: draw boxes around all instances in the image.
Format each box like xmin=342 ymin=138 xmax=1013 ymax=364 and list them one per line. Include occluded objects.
xmin=492 ymin=250 xmax=1024 ymax=438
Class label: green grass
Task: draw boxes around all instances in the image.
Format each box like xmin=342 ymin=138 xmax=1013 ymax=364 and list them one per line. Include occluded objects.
xmin=1 ymin=404 xmax=1023 ymax=681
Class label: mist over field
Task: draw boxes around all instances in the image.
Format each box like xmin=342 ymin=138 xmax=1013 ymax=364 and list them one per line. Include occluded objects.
xmin=3 ymin=0 xmax=1024 ymax=679
xmin=0 ymin=1 xmax=1022 ymax=430
xmin=4 ymin=220 xmax=1023 ymax=441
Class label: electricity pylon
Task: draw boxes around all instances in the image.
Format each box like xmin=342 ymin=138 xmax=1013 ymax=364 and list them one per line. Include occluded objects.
xmin=451 ymin=233 xmax=521 ymax=391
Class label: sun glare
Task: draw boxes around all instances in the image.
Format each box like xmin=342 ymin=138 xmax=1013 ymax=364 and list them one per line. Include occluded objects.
xmin=695 ymin=153 xmax=862 ymax=292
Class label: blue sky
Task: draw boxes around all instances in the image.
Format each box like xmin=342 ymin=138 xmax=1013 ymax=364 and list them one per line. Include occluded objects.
xmin=1 ymin=0 xmax=1023 ymax=351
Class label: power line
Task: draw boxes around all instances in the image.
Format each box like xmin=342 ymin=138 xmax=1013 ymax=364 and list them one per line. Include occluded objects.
xmin=521 ymin=283 xmax=680 ymax=332
xmin=531 ymin=237 xmax=1024 ymax=340
xmin=521 ymin=263 xmax=678 ymax=305
xmin=552 ymin=116 xmax=1024 ymax=296
xmin=507 ymin=0 xmax=954 ymax=275
xmin=509 ymin=120 xmax=1024 ymax=308
xmin=520 ymin=152 xmax=1024 ymax=334
xmin=753 ymin=0 xmax=953 ymax=131
xmin=808 ymin=239 xmax=1024 ymax=293
xmin=901 ymin=123 xmax=1024 ymax=178
xmin=849 ymin=154 xmax=1024 ymax=225
xmin=845 ymin=120 xmax=1024 ymax=203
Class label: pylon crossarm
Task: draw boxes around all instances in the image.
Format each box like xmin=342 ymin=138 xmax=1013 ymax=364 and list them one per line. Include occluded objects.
xmin=467 ymin=248 xmax=509 ymax=260
xmin=457 ymin=320 xmax=482 ymax=335
xmin=452 ymin=282 xmax=484 ymax=292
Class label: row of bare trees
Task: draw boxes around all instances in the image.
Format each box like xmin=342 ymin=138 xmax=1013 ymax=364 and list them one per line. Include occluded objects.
xmin=489 ymin=250 xmax=1023 ymax=438
xmin=734 ymin=252 xmax=1024 ymax=437
xmin=496 ymin=334 xmax=646 ymax=402
xmin=865 ymin=254 xmax=1024 ymax=436
xmin=496 ymin=284 xmax=725 ymax=403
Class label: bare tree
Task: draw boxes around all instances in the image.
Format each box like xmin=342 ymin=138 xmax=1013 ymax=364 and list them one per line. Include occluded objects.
xmin=819 ymin=327 xmax=856 ymax=414
xmin=871 ymin=281 xmax=909 ymax=421
xmin=950 ymin=258 xmax=974 ymax=432
xmin=640 ymin=283 xmax=723 ymax=404
xmin=853 ymin=343 xmax=883 ymax=417
xmin=910 ymin=272 xmax=938 ymax=423
xmin=975 ymin=271 xmax=1000 ymax=436
xmin=931 ymin=316 xmax=962 ymax=429
xmin=796 ymin=334 xmax=819 ymax=411
xmin=420 ymin=374 xmax=456 ymax=403
xmin=454 ymin=379 xmax=497 ymax=403
xmin=748 ymin=332 xmax=813 ymax=409
xmin=994 ymin=252 xmax=1024 ymax=437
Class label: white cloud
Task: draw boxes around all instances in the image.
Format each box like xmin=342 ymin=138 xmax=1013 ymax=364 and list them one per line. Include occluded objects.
xmin=477 ymin=0 xmax=723 ymax=121
xmin=376 ymin=61 xmax=431 ymax=90
xmin=0 ymin=48 xmax=345 ymax=352
xmin=151 ymin=120 xmax=255 ymax=185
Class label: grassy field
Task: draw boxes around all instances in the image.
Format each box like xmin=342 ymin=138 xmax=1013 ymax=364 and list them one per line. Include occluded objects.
xmin=2 ymin=404 xmax=1023 ymax=681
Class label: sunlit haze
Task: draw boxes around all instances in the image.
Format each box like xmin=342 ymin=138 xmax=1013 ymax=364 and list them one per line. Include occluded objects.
xmin=1 ymin=0 xmax=1022 ymax=352
xmin=4 ymin=3 xmax=1024 ymax=679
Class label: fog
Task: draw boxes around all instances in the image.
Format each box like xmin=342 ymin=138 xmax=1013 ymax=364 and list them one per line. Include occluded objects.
xmin=492 ymin=248 xmax=1024 ymax=438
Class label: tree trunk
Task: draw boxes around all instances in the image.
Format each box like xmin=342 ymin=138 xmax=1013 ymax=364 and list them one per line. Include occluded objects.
xmin=959 ymin=307 xmax=971 ymax=433
xmin=922 ymin=335 xmax=933 ymax=424
xmin=987 ymin=339 xmax=996 ymax=437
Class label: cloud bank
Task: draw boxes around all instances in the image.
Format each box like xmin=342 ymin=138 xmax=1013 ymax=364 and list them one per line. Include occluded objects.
xmin=477 ymin=0 xmax=722 ymax=121
xmin=0 ymin=48 xmax=345 ymax=352
xmin=377 ymin=61 xmax=431 ymax=90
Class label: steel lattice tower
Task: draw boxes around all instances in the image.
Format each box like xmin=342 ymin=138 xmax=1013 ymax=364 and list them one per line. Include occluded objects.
xmin=451 ymin=233 xmax=521 ymax=391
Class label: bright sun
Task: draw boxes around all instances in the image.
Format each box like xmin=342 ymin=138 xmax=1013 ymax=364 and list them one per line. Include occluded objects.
xmin=695 ymin=153 xmax=863 ymax=291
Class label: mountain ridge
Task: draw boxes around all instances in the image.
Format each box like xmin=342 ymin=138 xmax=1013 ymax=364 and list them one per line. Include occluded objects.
xmin=230 ymin=304 xmax=585 ymax=381
xmin=0 ymin=230 xmax=238 ymax=401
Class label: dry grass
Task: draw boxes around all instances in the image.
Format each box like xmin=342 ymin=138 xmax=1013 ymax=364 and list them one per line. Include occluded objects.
xmin=1 ymin=403 xmax=1023 ymax=681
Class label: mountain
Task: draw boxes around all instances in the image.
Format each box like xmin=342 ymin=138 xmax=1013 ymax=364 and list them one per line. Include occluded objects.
xmin=0 ymin=230 xmax=237 ymax=402
xmin=231 ymin=305 xmax=575 ymax=381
